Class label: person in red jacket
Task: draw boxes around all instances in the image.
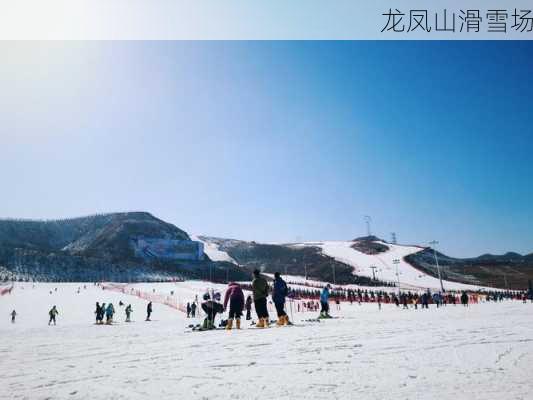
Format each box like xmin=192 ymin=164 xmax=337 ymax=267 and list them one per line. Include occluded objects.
xmin=223 ymin=282 xmax=245 ymax=330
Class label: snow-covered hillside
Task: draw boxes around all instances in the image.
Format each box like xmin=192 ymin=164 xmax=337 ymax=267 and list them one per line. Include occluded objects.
xmin=2 ymin=282 xmax=532 ymax=400
xmin=293 ymin=241 xmax=485 ymax=291
xmin=192 ymin=235 xmax=237 ymax=263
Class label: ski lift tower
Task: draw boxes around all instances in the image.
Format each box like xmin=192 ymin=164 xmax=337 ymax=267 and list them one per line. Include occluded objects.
xmin=393 ymin=259 xmax=401 ymax=296
xmin=429 ymin=240 xmax=444 ymax=292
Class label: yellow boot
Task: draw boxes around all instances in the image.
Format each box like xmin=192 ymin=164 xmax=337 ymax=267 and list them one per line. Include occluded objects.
xmin=276 ymin=316 xmax=284 ymax=326
xmin=226 ymin=319 xmax=233 ymax=330
xmin=255 ymin=318 xmax=265 ymax=328
xmin=264 ymin=317 xmax=270 ymax=328
xmin=236 ymin=319 xmax=241 ymax=329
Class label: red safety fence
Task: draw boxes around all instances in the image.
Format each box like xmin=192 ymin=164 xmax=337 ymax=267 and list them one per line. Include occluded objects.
xmin=0 ymin=285 xmax=14 ymax=296
xmin=100 ymin=283 xmax=190 ymax=313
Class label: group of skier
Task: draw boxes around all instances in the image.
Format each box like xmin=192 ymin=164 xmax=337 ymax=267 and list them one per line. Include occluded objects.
xmin=93 ymin=301 xmax=152 ymax=324
xmin=192 ymin=270 xmax=336 ymax=331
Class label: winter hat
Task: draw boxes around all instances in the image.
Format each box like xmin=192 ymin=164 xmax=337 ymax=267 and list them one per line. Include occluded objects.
xmin=274 ymin=272 xmax=281 ymax=279
xmin=203 ymin=292 xmax=210 ymax=301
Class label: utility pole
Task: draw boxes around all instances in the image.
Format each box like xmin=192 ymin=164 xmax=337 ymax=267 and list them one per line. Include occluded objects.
xmin=364 ymin=215 xmax=372 ymax=237
xmin=429 ymin=240 xmax=444 ymax=292
xmin=391 ymin=232 xmax=397 ymax=245
xmin=370 ymin=265 xmax=378 ymax=281
xmin=503 ymin=273 xmax=509 ymax=290
xmin=393 ymin=259 xmax=401 ymax=296
xmin=304 ymin=264 xmax=308 ymax=280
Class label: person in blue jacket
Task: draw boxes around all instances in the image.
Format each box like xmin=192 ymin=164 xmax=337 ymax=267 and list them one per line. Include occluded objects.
xmin=105 ymin=303 xmax=115 ymax=325
xmin=319 ymin=284 xmax=332 ymax=318
xmin=272 ymin=272 xmax=290 ymax=326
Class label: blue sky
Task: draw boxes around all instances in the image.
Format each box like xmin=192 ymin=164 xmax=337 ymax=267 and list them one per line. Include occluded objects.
xmin=1 ymin=41 xmax=532 ymax=257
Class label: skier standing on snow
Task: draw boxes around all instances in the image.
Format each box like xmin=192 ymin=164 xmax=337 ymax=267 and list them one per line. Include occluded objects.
xmin=461 ymin=291 xmax=469 ymax=307
xmin=272 ymin=272 xmax=290 ymax=326
xmin=421 ymin=293 xmax=429 ymax=309
xmin=191 ymin=302 xmax=197 ymax=318
xmin=95 ymin=302 xmax=102 ymax=324
xmin=48 ymin=306 xmax=59 ymax=325
xmin=223 ymin=282 xmax=245 ymax=330
xmin=105 ymin=303 xmax=115 ymax=324
xmin=245 ymin=295 xmax=253 ymax=320
xmin=11 ymin=310 xmax=17 ymax=323
xmin=252 ymin=269 xmax=270 ymax=328
xmin=186 ymin=302 xmax=191 ymax=318
xmin=100 ymin=303 xmax=106 ymax=323
xmin=125 ymin=304 xmax=133 ymax=322
xmin=319 ymin=284 xmax=332 ymax=318
xmin=146 ymin=301 xmax=153 ymax=321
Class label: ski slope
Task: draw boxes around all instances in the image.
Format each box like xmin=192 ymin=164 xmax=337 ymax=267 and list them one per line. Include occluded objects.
xmin=192 ymin=235 xmax=237 ymax=264
xmin=2 ymin=282 xmax=533 ymax=400
xmin=294 ymin=241 xmax=485 ymax=292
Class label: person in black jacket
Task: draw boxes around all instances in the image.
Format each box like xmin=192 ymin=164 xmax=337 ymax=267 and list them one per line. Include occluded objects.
xmin=146 ymin=301 xmax=153 ymax=321
xmin=48 ymin=306 xmax=59 ymax=325
xmin=95 ymin=302 xmax=102 ymax=325
xmin=200 ymin=292 xmax=224 ymax=330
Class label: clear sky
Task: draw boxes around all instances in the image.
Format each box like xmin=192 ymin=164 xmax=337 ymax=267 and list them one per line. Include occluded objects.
xmin=1 ymin=41 xmax=532 ymax=257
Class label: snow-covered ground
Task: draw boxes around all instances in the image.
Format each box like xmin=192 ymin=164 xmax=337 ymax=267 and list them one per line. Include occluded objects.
xmin=2 ymin=282 xmax=532 ymax=400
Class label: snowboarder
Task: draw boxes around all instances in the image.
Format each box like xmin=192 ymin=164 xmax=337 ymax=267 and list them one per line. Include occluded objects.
xmin=272 ymin=272 xmax=290 ymax=326
xmin=48 ymin=306 xmax=58 ymax=325
xmin=105 ymin=303 xmax=115 ymax=324
xmin=319 ymin=284 xmax=332 ymax=318
xmin=125 ymin=304 xmax=133 ymax=322
xmin=245 ymin=295 xmax=253 ymax=320
xmin=186 ymin=302 xmax=191 ymax=318
xmin=146 ymin=301 xmax=153 ymax=321
xmin=200 ymin=292 xmax=224 ymax=330
xmin=11 ymin=309 xmax=17 ymax=323
xmin=223 ymin=282 xmax=245 ymax=330
xmin=252 ymin=269 xmax=270 ymax=328
xmin=191 ymin=302 xmax=197 ymax=318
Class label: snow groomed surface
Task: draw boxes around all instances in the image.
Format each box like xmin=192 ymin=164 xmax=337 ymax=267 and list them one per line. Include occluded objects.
xmin=2 ymin=282 xmax=532 ymax=400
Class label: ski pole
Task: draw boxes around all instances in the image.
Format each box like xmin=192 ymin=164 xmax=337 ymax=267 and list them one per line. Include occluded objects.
xmin=289 ymin=299 xmax=293 ymax=322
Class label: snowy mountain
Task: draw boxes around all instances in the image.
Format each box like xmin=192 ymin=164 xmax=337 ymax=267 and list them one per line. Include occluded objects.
xmin=197 ymin=235 xmax=391 ymax=287
xmin=2 ymin=212 xmax=531 ymax=289
xmin=0 ymin=213 xmax=248 ymax=283
xmin=197 ymin=236 xmax=533 ymax=290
